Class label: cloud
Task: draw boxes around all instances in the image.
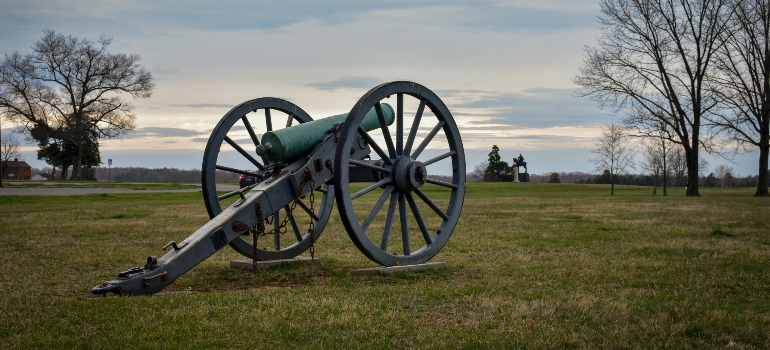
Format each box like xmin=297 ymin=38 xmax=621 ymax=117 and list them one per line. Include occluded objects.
xmin=306 ymin=76 xmax=384 ymax=91
xmin=451 ymin=88 xmax=615 ymax=129
xmin=171 ymin=103 xmax=234 ymax=108
xmin=448 ymin=2 xmax=597 ymax=31
xmin=0 ymin=1 xmax=599 ymax=53
xmin=191 ymin=137 xmax=252 ymax=144
xmin=130 ymin=127 xmax=205 ymax=138
xmin=0 ymin=1 xmax=608 ymax=174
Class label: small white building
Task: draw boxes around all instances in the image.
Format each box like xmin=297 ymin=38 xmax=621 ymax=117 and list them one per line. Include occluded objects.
xmin=31 ymin=173 xmax=50 ymax=181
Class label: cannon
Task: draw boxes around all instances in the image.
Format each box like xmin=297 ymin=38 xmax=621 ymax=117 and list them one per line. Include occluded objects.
xmin=92 ymin=81 xmax=466 ymax=296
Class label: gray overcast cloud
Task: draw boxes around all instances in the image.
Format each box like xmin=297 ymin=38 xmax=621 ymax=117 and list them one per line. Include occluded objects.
xmin=1 ymin=1 xmax=756 ymax=175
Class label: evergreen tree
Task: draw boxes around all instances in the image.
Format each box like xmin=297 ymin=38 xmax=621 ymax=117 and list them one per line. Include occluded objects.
xmin=36 ymin=129 xmax=101 ymax=180
xmin=548 ymin=172 xmax=561 ymax=183
xmin=483 ymin=145 xmax=513 ymax=182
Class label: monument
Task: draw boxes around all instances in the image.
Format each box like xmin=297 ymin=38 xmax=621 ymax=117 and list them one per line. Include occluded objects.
xmin=512 ymin=154 xmax=529 ymax=182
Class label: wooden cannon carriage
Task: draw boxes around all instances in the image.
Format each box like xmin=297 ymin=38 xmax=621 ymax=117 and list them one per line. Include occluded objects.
xmin=93 ymin=81 xmax=466 ymax=296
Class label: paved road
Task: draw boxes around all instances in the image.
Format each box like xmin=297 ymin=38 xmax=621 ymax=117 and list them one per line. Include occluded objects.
xmin=0 ymin=184 xmax=240 ymax=196
xmin=0 ymin=187 xmax=203 ymax=196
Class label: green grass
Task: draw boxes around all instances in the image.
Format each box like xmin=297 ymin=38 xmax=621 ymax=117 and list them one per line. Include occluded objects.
xmin=0 ymin=183 xmax=769 ymax=349
xmin=3 ymin=181 xmax=198 ymax=190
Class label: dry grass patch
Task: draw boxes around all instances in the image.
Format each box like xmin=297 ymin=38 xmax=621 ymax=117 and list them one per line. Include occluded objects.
xmin=1 ymin=184 xmax=769 ymax=348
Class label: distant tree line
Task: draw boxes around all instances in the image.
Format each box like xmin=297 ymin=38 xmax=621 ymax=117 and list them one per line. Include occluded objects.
xmin=91 ymin=167 xmax=239 ymax=183
xmin=527 ymin=172 xmax=595 ymax=184
xmin=523 ymin=170 xmax=768 ymax=188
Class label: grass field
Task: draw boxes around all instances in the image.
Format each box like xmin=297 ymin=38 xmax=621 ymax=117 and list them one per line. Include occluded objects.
xmin=1 ymin=183 xmax=768 ymax=349
xmin=2 ymin=181 xmax=200 ymax=190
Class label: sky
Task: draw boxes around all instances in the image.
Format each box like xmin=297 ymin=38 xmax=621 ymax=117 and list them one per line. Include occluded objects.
xmin=0 ymin=0 xmax=761 ymax=176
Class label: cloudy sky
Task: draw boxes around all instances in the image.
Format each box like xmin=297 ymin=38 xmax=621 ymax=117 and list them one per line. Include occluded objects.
xmin=0 ymin=0 xmax=758 ymax=176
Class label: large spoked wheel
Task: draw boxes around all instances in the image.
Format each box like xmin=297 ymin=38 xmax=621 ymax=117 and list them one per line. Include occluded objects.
xmin=202 ymin=98 xmax=334 ymax=260
xmin=334 ymin=82 xmax=466 ymax=266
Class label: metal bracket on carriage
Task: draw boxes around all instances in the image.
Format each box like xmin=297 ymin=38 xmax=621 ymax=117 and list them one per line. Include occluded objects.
xmin=289 ymin=131 xmax=371 ymax=196
xmin=261 ymin=163 xmax=288 ymax=183
xmin=327 ymin=122 xmax=344 ymax=143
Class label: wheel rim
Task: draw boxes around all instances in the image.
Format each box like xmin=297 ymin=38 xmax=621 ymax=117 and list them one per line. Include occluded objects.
xmin=334 ymin=82 xmax=466 ymax=266
xmin=201 ymin=97 xmax=333 ymax=260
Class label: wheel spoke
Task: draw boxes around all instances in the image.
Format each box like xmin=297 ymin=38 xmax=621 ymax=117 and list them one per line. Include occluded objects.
xmin=381 ymin=192 xmax=398 ymax=250
xmin=396 ymin=93 xmax=403 ymax=156
xmin=414 ymin=188 xmax=449 ymax=220
xmin=406 ymin=192 xmax=432 ymax=245
xmin=217 ymin=184 xmax=256 ymax=201
xmin=351 ymin=178 xmax=391 ymax=200
xmin=285 ymin=114 xmax=294 ymax=128
xmin=349 ymin=159 xmax=391 ymax=173
xmin=274 ymin=211 xmax=280 ymax=250
xmin=425 ymin=178 xmax=458 ymax=189
xmin=217 ymin=190 xmax=241 ymax=201
xmin=358 ymin=127 xmax=393 ymax=165
xmin=296 ymin=199 xmax=320 ymax=221
xmin=216 ymin=164 xmax=262 ymax=177
xmin=362 ymin=185 xmax=394 ymax=231
xmin=411 ymin=121 xmax=445 ymax=160
xmin=265 ymin=108 xmax=273 ymax=132
xmin=375 ymin=102 xmax=396 ymax=159
xmin=241 ymin=116 xmax=260 ymax=147
xmin=285 ymin=205 xmax=302 ymax=242
xmin=423 ymin=151 xmax=456 ymax=166
xmin=404 ymin=99 xmax=425 ymax=157
xmin=398 ymin=192 xmax=410 ymax=256
xmin=224 ymin=136 xmax=265 ymax=170
xmin=315 ymin=186 xmax=328 ymax=194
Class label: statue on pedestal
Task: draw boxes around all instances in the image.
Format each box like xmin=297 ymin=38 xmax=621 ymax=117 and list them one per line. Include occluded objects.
xmin=512 ymin=154 xmax=528 ymax=182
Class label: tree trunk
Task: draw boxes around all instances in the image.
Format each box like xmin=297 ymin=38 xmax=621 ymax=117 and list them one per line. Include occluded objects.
xmin=71 ymin=144 xmax=83 ymax=180
xmin=720 ymin=178 xmax=724 ymax=195
xmin=611 ymin=174 xmax=615 ymax=195
xmin=685 ymin=146 xmax=701 ymax=197
xmin=653 ymin=172 xmax=658 ymax=196
xmin=755 ymin=95 xmax=769 ymax=196
xmin=662 ymin=148 xmax=668 ymax=196
xmin=756 ymin=140 xmax=769 ymax=197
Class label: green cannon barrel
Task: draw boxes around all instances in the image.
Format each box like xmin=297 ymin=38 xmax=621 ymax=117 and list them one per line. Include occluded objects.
xmin=256 ymin=103 xmax=394 ymax=163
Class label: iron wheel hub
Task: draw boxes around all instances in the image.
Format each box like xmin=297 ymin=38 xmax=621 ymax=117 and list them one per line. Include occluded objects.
xmin=392 ymin=157 xmax=427 ymax=193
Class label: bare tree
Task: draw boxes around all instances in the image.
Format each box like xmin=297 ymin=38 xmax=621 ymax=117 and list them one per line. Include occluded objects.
xmin=713 ymin=164 xmax=734 ymax=194
xmin=469 ymin=161 xmax=488 ymax=181
xmin=635 ymin=120 xmax=676 ymax=195
xmin=706 ymin=0 xmax=770 ymax=197
xmin=0 ymin=30 xmax=154 ymax=179
xmin=590 ymin=123 xmax=636 ymax=195
xmin=1 ymin=131 xmax=21 ymax=162
xmin=1 ymin=130 xmax=22 ymax=179
xmin=698 ymin=158 xmax=710 ymax=178
xmin=640 ymin=139 xmax=663 ymax=195
xmin=575 ymin=0 xmax=732 ymax=196
xmin=669 ymin=145 xmax=688 ymax=186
